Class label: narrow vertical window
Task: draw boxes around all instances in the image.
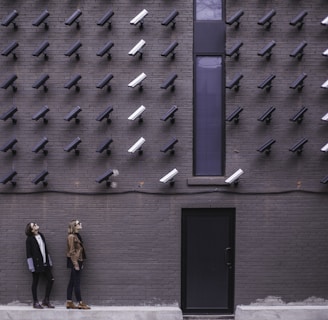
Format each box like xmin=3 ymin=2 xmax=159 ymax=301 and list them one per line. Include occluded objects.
xmin=196 ymin=0 xmax=222 ymax=20
xmin=194 ymin=56 xmax=224 ymax=176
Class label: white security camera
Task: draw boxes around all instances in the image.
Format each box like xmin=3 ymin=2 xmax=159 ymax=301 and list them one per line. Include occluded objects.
xmin=321 ymin=143 xmax=328 ymax=152
xmin=160 ymin=168 xmax=178 ymax=184
xmin=321 ymin=79 xmax=328 ymax=89
xmin=321 ymin=16 xmax=328 ymax=25
xmin=129 ymin=39 xmax=146 ymax=57
xmin=130 ymin=9 xmax=148 ymax=26
xmin=128 ymin=72 xmax=147 ymax=88
xmin=225 ymin=169 xmax=244 ymax=185
xmin=322 ymin=112 xmax=328 ymax=121
xmin=128 ymin=137 xmax=145 ymax=153
xmin=128 ymin=105 xmax=146 ymax=121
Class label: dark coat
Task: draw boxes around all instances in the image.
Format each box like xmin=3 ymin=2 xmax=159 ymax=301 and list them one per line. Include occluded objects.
xmin=26 ymin=232 xmax=52 ymax=273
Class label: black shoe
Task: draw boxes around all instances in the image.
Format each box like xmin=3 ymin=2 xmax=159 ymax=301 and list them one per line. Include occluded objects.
xmin=33 ymin=302 xmax=43 ymax=309
xmin=42 ymin=300 xmax=55 ymax=308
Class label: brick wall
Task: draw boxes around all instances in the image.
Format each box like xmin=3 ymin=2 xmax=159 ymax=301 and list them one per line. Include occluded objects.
xmin=0 ymin=0 xmax=328 ymax=311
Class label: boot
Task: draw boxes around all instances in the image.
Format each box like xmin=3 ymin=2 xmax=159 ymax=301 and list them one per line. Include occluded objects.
xmin=78 ymin=301 xmax=91 ymax=309
xmin=33 ymin=301 xmax=43 ymax=309
xmin=42 ymin=299 xmax=55 ymax=308
xmin=66 ymin=300 xmax=78 ymax=309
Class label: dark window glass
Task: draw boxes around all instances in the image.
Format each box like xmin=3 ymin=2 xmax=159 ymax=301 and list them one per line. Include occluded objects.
xmin=196 ymin=0 xmax=222 ymax=20
xmin=194 ymin=56 xmax=224 ymax=176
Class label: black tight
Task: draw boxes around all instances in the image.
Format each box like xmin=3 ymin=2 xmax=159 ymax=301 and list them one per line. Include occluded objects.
xmin=67 ymin=266 xmax=82 ymax=302
xmin=31 ymin=267 xmax=54 ymax=302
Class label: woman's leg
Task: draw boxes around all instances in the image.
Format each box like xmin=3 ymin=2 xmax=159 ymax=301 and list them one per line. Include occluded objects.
xmin=42 ymin=267 xmax=55 ymax=308
xmin=73 ymin=269 xmax=82 ymax=302
xmin=32 ymin=272 xmax=40 ymax=302
xmin=66 ymin=268 xmax=75 ymax=301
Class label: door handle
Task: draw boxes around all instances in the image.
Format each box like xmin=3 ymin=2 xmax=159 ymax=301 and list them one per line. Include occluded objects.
xmin=225 ymin=247 xmax=232 ymax=269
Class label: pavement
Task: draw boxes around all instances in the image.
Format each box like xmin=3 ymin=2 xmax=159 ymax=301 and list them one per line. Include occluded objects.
xmin=235 ymin=305 xmax=328 ymax=320
xmin=0 ymin=305 xmax=183 ymax=320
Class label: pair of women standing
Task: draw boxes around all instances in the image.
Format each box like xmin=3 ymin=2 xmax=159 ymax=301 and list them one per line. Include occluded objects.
xmin=25 ymin=219 xmax=90 ymax=309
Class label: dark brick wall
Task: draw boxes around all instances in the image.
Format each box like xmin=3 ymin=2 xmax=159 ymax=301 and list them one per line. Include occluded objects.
xmin=0 ymin=0 xmax=328 ymax=311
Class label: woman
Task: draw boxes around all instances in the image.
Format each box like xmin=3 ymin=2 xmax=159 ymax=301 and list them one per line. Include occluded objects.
xmin=25 ymin=222 xmax=55 ymax=309
xmin=66 ymin=219 xmax=90 ymax=309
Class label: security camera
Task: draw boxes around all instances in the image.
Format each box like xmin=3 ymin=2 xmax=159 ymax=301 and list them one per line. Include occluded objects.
xmin=96 ymin=73 xmax=114 ymax=91
xmin=32 ymin=74 xmax=50 ymax=92
xmin=96 ymin=168 xmax=119 ymax=187
xmin=226 ymin=106 xmax=243 ymax=124
xmin=33 ymin=10 xmax=50 ymax=29
xmin=290 ymin=10 xmax=307 ymax=29
xmin=162 ymin=10 xmax=179 ymax=29
xmin=226 ymin=41 xmax=243 ymax=59
xmin=128 ymin=105 xmax=146 ymax=122
xmin=257 ymin=138 xmax=276 ymax=154
xmin=32 ymin=170 xmax=49 ymax=186
xmin=258 ymin=74 xmax=276 ymax=91
xmin=0 ymin=106 xmax=18 ymax=124
xmin=64 ymin=74 xmax=82 ymax=91
xmin=321 ymin=143 xmax=328 ymax=152
xmin=320 ymin=175 xmax=328 ymax=184
xmin=290 ymin=73 xmax=307 ymax=90
xmin=32 ymin=137 xmax=48 ymax=155
xmin=161 ymin=41 xmax=179 ymax=59
xmin=161 ymin=105 xmax=178 ymax=123
xmin=65 ymin=9 xmax=82 ymax=28
xmin=97 ymin=10 xmax=114 ymax=29
xmin=128 ymin=39 xmax=146 ymax=59
xmin=258 ymin=40 xmax=276 ymax=59
xmin=1 ymin=41 xmax=19 ymax=59
xmin=2 ymin=10 xmax=19 ymax=29
xmin=289 ymin=106 xmax=308 ymax=123
xmin=258 ymin=106 xmax=276 ymax=124
xmin=32 ymin=105 xmax=50 ymax=124
xmin=0 ymin=137 xmax=18 ymax=154
xmin=128 ymin=137 xmax=145 ymax=154
xmin=258 ymin=9 xmax=276 ymax=29
xmin=160 ymin=168 xmax=178 ymax=185
xmin=65 ymin=40 xmax=82 ymax=60
xmin=161 ymin=73 xmax=178 ymax=90
xmin=96 ymin=106 xmax=114 ymax=123
xmin=226 ymin=9 xmax=244 ymax=28
xmin=64 ymin=106 xmax=82 ymax=123
xmin=322 ymin=112 xmax=328 ymax=121
xmin=160 ymin=138 xmax=178 ymax=154
xmin=96 ymin=137 xmax=113 ymax=155
xmin=321 ymin=16 xmax=328 ymax=26
xmin=226 ymin=73 xmax=243 ymax=91
xmin=289 ymin=137 xmax=308 ymax=154
xmin=322 ymin=48 xmax=328 ymax=56
xmin=128 ymin=72 xmax=147 ymax=90
xmin=97 ymin=41 xmax=114 ymax=60
xmin=1 ymin=74 xmax=18 ymax=92
xmin=130 ymin=9 xmax=148 ymax=29
xmin=0 ymin=170 xmax=17 ymax=186
xmin=33 ymin=40 xmax=50 ymax=60
xmin=290 ymin=41 xmax=307 ymax=60
xmin=225 ymin=169 xmax=244 ymax=185
xmin=321 ymin=79 xmax=328 ymax=89
xmin=64 ymin=137 xmax=82 ymax=155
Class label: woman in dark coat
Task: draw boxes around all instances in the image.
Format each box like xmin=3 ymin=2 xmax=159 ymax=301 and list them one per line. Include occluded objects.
xmin=25 ymin=222 xmax=55 ymax=309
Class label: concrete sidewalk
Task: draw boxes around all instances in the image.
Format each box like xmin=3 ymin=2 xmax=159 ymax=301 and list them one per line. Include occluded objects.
xmin=235 ymin=305 xmax=328 ymax=320
xmin=0 ymin=305 xmax=183 ymax=320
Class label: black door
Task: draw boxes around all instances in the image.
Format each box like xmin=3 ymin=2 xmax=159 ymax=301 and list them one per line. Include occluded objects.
xmin=181 ymin=208 xmax=235 ymax=314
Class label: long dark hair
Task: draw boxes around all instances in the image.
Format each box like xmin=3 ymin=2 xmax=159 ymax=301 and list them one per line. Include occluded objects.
xmin=25 ymin=223 xmax=34 ymax=236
